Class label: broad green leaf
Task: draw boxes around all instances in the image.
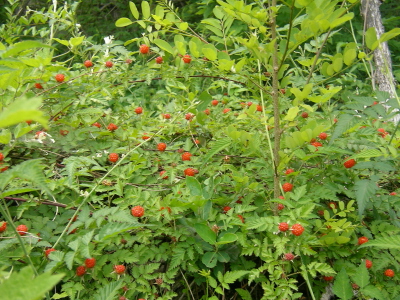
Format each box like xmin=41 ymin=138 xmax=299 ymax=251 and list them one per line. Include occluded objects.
xmin=332 ymin=55 xmax=343 ymax=72
xmin=202 ymin=252 xmax=218 ymax=268
xmin=0 ymin=129 xmax=11 ymax=144
xmin=332 ymin=268 xmax=353 ymax=300
xmin=189 ymin=40 xmax=200 ymax=57
xmin=52 ymin=38 xmax=69 ymax=47
xmin=344 ymin=48 xmax=357 ymax=66
xmin=2 ymin=41 xmax=51 ymax=58
xmin=115 ymin=18 xmax=133 ymax=27
xmin=330 ymin=13 xmax=354 ymax=29
xmin=202 ymin=44 xmax=218 ymax=61
xmin=365 ymin=27 xmax=378 ymax=50
xmin=352 ymin=263 xmax=370 ymax=288
xmin=186 ymin=176 xmax=202 ymax=196
xmin=217 ymin=251 xmax=230 ymax=262
xmin=69 ymin=36 xmax=84 ymax=47
xmin=154 ymin=39 xmax=174 ymax=54
xmin=284 ymin=106 xmax=299 ymax=121
xmin=141 ymin=1 xmax=150 ymax=19
xmin=0 ymin=267 xmax=64 ymax=300
xmin=362 ymin=285 xmax=386 ymax=300
xmin=129 ymin=1 xmax=139 ymax=19
xmin=194 ymin=223 xmax=216 ymax=244
xmin=217 ymin=233 xmax=237 ymax=245
xmin=358 ymin=235 xmax=400 ymax=249
xmin=378 ymin=28 xmax=400 ymax=44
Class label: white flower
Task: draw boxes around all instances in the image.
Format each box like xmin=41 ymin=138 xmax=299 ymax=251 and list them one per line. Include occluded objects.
xmin=80 ymin=190 xmax=90 ymax=197
xmin=104 ymin=35 xmax=114 ymax=45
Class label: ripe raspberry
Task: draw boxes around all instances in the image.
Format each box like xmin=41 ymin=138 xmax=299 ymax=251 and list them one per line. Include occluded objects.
xmin=26 ymin=120 xmax=32 ymax=125
xmin=155 ymin=56 xmax=163 ymax=64
xmin=142 ymin=135 xmax=150 ymax=140
xmin=284 ymin=253 xmax=295 ymax=260
xmin=280 ymin=89 xmax=286 ymax=94
xmin=344 ymin=159 xmax=356 ymax=168
xmin=211 ymin=100 xmax=219 ymax=106
xmin=184 ymin=168 xmax=195 ymax=176
xmin=131 ymin=206 xmax=144 ymax=217
xmin=323 ymin=276 xmax=334 ymax=281
xmin=310 ymin=138 xmax=316 ymax=143
xmin=155 ymin=278 xmax=163 ymax=285
xmin=45 ymin=248 xmax=56 ymax=258
xmin=277 ymin=203 xmax=285 ymax=210
xmin=223 ymin=108 xmax=231 ymax=114
xmin=223 ymin=206 xmax=231 ymax=213
xmin=0 ymin=153 xmax=3 ymax=161
xmin=256 ymin=105 xmax=262 ymax=112
xmin=108 ymin=153 xmax=119 ymax=163
xmin=384 ymin=269 xmax=395 ymax=277
xmin=365 ymin=259 xmax=372 ymax=269
xmin=107 ymin=123 xmax=118 ymax=132
xmin=185 ymin=113 xmax=194 ymax=120
xmin=16 ymin=224 xmax=28 ymax=236
xmin=60 ymin=129 xmax=69 ymax=136
xmin=105 ymin=61 xmax=113 ymax=68
xmin=92 ymin=122 xmax=101 ymax=128
xmin=319 ymin=132 xmax=328 ymax=140
xmin=181 ymin=152 xmax=192 ymax=161
xmin=182 ymin=54 xmax=191 ymax=64
xmin=163 ymin=113 xmax=171 ymax=119
xmin=135 ymin=107 xmax=143 ymax=114
xmin=0 ymin=222 xmax=6 ymax=233
xmin=157 ymin=143 xmax=167 ymax=151
xmin=285 ymin=169 xmax=294 ymax=175
xmin=377 ymin=128 xmax=385 ymax=133
xmin=204 ymin=109 xmax=210 ymax=115
xmin=85 ymin=258 xmax=96 ymax=268
xmin=84 ymin=60 xmax=93 ymax=68
xmin=139 ymin=44 xmax=150 ymax=54
xmin=114 ymin=265 xmax=125 ymax=274
xmin=0 ymin=164 xmax=9 ymax=172
xmin=125 ymin=59 xmax=132 ymax=64
xmin=55 ymin=74 xmax=65 ymax=83
xmin=282 ymin=182 xmax=293 ymax=192
xmin=247 ymin=102 xmax=253 ymax=107
xmin=159 ymin=170 xmax=168 ymax=179
xmin=291 ymin=223 xmax=304 ymax=236
xmin=311 ymin=142 xmax=323 ymax=148
xmin=194 ymin=139 xmax=200 ymax=145
xmin=119 ymin=297 xmax=127 ymax=300
xmin=278 ymin=196 xmax=285 ymax=200
xmin=301 ymin=112 xmax=308 ymax=118
xmin=358 ymin=236 xmax=369 ymax=245
xmin=76 ymin=266 xmax=86 ymax=276
xmin=278 ymin=222 xmax=289 ymax=232
xmin=237 ymin=215 xmax=245 ymax=223
xmin=35 ymin=83 xmax=43 ymax=89
xmin=390 ymin=192 xmax=397 ymax=196
xmin=352 ymin=283 xmax=359 ymax=289
xmin=160 ymin=206 xmax=172 ymax=214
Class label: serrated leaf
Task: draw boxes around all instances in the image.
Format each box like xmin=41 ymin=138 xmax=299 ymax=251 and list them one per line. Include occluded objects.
xmin=97 ymin=222 xmax=142 ymax=240
xmin=216 ymin=233 xmax=237 ymax=245
xmin=194 ymin=223 xmax=216 ymax=245
xmin=362 ymin=285 xmax=386 ymax=300
xmin=223 ymin=270 xmax=249 ymax=286
xmin=332 ymin=268 xmax=353 ymax=300
xmin=329 ymin=114 xmax=353 ymax=143
xmin=186 ymin=176 xmax=202 ymax=196
xmin=358 ymin=235 xmax=400 ymax=249
xmin=201 ymin=138 xmax=231 ymax=168
xmin=64 ymin=251 xmax=75 ymax=270
xmin=354 ymin=179 xmax=378 ymax=217
xmin=92 ymin=280 xmax=123 ymax=300
xmin=236 ymin=288 xmax=252 ymax=300
xmin=351 ymin=149 xmax=382 ymax=159
xmin=352 ymin=263 xmax=370 ymax=288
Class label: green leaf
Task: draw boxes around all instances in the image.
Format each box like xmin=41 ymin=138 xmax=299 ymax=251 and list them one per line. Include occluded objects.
xmin=97 ymin=222 xmax=143 ymax=240
xmin=235 ymin=288 xmax=252 ymax=300
xmin=352 ymin=263 xmax=370 ymax=288
xmin=361 ymin=285 xmax=386 ymax=300
xmin=332 ymin=268 xmax=353 ymax=300
xmin=0 ymin=267 xmax=63 ymax=300
xmin=201 ymin=138 xmax=231 ymax=168
xmin=217 ymin=233 xmax=237 ymax=245
xmin=141 ymin=1 xmax=150 ymax=19
xmin=330 ymin=13 xmax=354 ymax=29
xmin=186 ymin=176 xmax=202 ymax=196
xmin=154 ymin=39 xmax=174 ymax=54
xmin=129 ymin=1 xmax=139 ymax=19
xmin=93 ymin=280 xmax=123 ymax=300
xmin=378 ymin=28 xmax=400 ymax=44
xmin=202 ymin=44 xmax=218 ymax=61
xmin=197 ymin=91 xmax=212 ymax=111
xmin=365 ymin=27 xmax=378 ymax=50
xmin=115 ymin=18 xmax=133 ymax=27
xmin=329 ymin=114 xmax=353 ymax=144
xmin=194 ymin=223 xmax=216 ymax=245
xmin=2 ymin=41 xmax=51 ymax=58
xmin=284 ymin=106 xmax=299 ymax=121
xmin=351 ymin=149 xmax=382 ymax=159
xmin=69 ymin=36 xmax=84 ymax=47
xmin=358 ymin=235 xmax=400 ymax=249
xmin=0 ymin=97 xmax=47 ymax=129
xmin=0 ymin=129 xmax=11 ymax=144
xmin=343 ymin=48 xmax=357 ymax=66
xmin=202 ymin=252 xmax=218 ymax=268
xmin=354 ymin=179 xmax=378 ymax=217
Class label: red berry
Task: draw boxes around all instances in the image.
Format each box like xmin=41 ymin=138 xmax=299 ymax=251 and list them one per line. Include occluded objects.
xmin=45 ymin=248 xmax=56 ymax=258
xmin=184 ymin=168 xmax=195 ymax=176
xmin=256 ymin=105 xmax=262 ymax=112
xmin=223 ymin=108 xmax=231 ymax=114
xmin=26 ymin=120 xmax=32 ymax=125
xmin=385 ymin=269 xmax=395 ymax=277
xmin=159 ymin=170 xmax=168 ymax=179
xmin=282 ymin=182 xmax=293 ymax=192
xmin=142 ymin=135 xmax=150 ymax=140
xmin=285 ymin=169 xmax=294 ymax=175
xmin=35 ymin=83 xmax=43 ymax=89
xmin=181 ymin=152 xmax=192 ymax=161
xmin=319 ymin=132 xmax=328 ymax=140
xmin=182 ymin=54 xmax=191 ymax=64
xmin=108 ymin=153 xmax=119 ymax=163
xmin=0 ymin=222 xmax=6 ymax=233
xmin=119 ymin=297 xmax=127 ymax=300
xmin=280 ymin=89 xmax=286 ymax=94
xmin=301 ymin=112 xmax=308 ymax=118
xmin=135 ymin=107 xmax=143 ymax=114
xmin=84 ymin=60 xmax=93 ymax=68
xmin=185 ymin=113 xmax=194 ymax=120
xmin=291 ymin=223 xmax=304 ymax=236
xmin=278 ymin=196 xmax=285 ymax=200
xmin=204 ymin=109 xmax=210 ymax=115
xmin=105 ymin=61 xmax=113 ymax=68
xmin=55 ymin=74 xmax=65 ymax=83
xmin=390 ymin=192 xmax=397 ymax=196
xmin=365 ymin=259 xmax=372 ymax=269
xmin=211 ymin=100 xmax=219 ymax=106
xmin=247 ymin=102 xmax=253 ymax=107
xmin=85 ymin=258 xmax=96 ymax=268
xmin=92 ymin=122 xmax=101 ymax=128
xmin=344 ymin=159 xmax=356 ymax=168
xmin=284 ymin=253 xmax=295 ymax=260
xmin=358 ymin=236 xmax=369 ymax=245
xmin=125 ymin=59 xmax=132 ymax=64
xmin=76 ymin=266 xmax=86 ymax=276
xmin=163 ymin=113 xmax=171 ymax=119
xmin=223 ymin=206 xmax=231 ymax=213
xmin=107 ymin=123 xmax=118 ymax=132
xmin=311 ymin=142 xmax=323 ymax=148
xmin=0 ymin=153 xmax=3 ymax=161
xmin=237 ymin=214 xmax=245 ymax=223
xmin=131 ymin=206 xmax=144 ymax=217
xmin=155 ymin=56 xmax=163 ymax=64
xmin=277 ymin=203 xmax=285 ymax=210
xmin=114 ymin=265 xmax=125 ymax=274
xmin=323 ymin=276 xmax=334 ymax=281
xmin=157 ymin=143 xmax=167 ymax=151
xmin=194 ymin=139 xmax=200 ymax=145
xmin=16 ymin=224 xmax=28 ymax=236
xmin=139 ymin=44 xmax=150 ymax=54
xmin=0 ymin=164 xmax=9 ymax=172
xmin=278 ymin=222 xmax=289 ymax=232
xmin=60 ymin=129 xmax=69 ymax=136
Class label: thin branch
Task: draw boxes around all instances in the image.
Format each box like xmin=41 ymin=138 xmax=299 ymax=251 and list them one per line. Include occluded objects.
xmin=4 ymin=197 xmax=72 ymax=209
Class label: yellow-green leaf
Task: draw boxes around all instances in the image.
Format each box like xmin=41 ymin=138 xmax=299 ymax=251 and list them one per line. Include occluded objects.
xmin=115 ymin=18 xmax=133 ymax=27
xmin=129 ymin=1 xmax=139 ymax=19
